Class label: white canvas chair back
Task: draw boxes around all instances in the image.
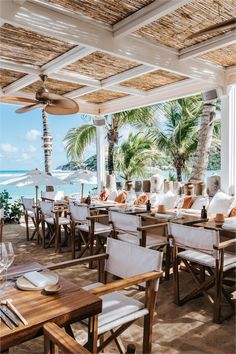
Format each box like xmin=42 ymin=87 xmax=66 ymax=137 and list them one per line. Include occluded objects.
xmin=105 ymin=238 xmax=163 ymax=291
xmin=109 ymin=210 xmax=141 ymax=237
xmin=169 ymin=223 xmax=219 ymax=258
xmin=40 ymin=200 xmax=54 ymax=217
xmin=41 ymin=191 xmax=64 ymax=201
xmin=69 ymin=202 xmax=88 ymax=224
xmin=22 ymin=197 xmax=35 ymax=212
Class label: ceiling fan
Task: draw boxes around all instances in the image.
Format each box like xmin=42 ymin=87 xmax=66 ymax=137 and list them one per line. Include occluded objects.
xmin=15 ymin=74 xmax=79 ymax=115
xmin=187 ymin=17 xmax=236 ymax=40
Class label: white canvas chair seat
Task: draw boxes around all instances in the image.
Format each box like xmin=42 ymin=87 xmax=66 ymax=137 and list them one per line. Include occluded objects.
xmin=27 ymin=210 xmax=35 ymax=218
xmin=78 ymin=222 xmax=111 ymax=235
xmin=83 ymin=282 xmax=147 ymax=335
xmin=45 ymin=217 xmax=70 ymax=225
xmin=179 ymin=250 xmax=236 ymax=271
xmin=118 ymin=232 xmax=167 ymax=248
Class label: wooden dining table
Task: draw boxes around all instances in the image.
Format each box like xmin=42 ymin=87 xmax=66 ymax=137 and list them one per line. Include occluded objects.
xmin=0 ymin=262 xmax=102 ymax=353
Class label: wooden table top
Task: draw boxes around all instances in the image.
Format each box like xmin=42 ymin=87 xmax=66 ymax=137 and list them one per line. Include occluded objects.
xmin=141 ymin=212 xmax=204 ymax=225
xmin=0 ymin=262 xmax=102 ymax=351
xmin=193 ymin=219 xmax=236 ymax=233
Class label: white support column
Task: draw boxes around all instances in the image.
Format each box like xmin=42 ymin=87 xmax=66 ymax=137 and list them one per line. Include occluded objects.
xmin=95 ymin=119 xmax=106 ymax=193
xmin=221 ymin=85 xmax=236 ymax=195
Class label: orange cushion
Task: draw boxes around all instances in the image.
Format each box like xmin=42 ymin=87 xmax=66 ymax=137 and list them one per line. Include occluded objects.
xmin=229 ymin=207 xmax=236 ymax=217
xmin=115 ymin=192 xmax=127 ymax=203
xmin=182 ymin=196 xmax=194 ymax=209
xmin=99 ymin=189 xmax=109 ymax=201
xmin=134 ymin=193 xmax=148 ymax=206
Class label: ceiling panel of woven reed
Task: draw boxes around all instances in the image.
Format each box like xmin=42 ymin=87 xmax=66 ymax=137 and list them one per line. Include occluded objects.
xmin=63 ymin=51 xmax=140 ymax=81
xmin=0 ymin=23 xmax=75 ymax=67
xmin=134 ymin=0 xmax=236 ymax=50
xmin=120 ymin=70 xmax=187 ymax=91
xmin=0 ymin=69 xmax=25 ymax=88
xmin=79 ymin=89 xmax=129 ymax=104
xmin=21 ymin=78 xmax=84 ymax=96
xmin=48 ymin=0 xmax=154 ymax=25
xmin=199 ymin=44 xmax=236 ymax=68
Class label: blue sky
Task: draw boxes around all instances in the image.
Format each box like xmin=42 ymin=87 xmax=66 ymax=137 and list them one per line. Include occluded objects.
xmin=0 ymin=103 xmax=96 ymax=170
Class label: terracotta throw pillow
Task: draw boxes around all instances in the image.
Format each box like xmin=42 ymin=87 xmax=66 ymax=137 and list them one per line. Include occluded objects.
xmin=134 ymin=193 xmax=148 ymax=205
xmin=182 ymin=196 xmax=194 ymax=209
xmin=229 ymin=207 xmax=236 ymax=217
xmin=99 ymin=189 xmax=109 ymax=201
xmin=115 ymin=191 xmax=127 ymax=203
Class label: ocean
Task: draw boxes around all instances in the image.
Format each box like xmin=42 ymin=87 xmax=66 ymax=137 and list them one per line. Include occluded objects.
xmin=0 ymin=170 xmax=95 ymax=202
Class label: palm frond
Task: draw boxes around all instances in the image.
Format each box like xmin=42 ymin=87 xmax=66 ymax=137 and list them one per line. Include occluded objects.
xmin=64 ymin=125 xmax=96 ymax=161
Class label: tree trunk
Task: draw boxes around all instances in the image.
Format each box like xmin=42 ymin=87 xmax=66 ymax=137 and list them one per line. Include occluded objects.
xmin=42 ymin=109 xmax=52 ymax=175
xmin=107 ymin=127 xmax=118 ymax=175
xmin=189 ymin=100 xmax=217 ymax=183
xmin=176 ymin=166 xmax=182 ymax=182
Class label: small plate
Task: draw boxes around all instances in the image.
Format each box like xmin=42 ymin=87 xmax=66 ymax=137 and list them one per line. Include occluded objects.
xmin=44 ymin=284 xmax=61 ymax=295
xmin=16 ymin=271 xmax=59 ymax=291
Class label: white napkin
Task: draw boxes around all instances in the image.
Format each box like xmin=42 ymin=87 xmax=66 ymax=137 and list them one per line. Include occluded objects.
xmin=222 ymin=217 xmax=236 ymax=230
xmin=24 ymin=271 xmax=49 ymax=287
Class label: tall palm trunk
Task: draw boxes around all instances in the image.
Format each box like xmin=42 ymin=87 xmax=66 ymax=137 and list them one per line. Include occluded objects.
xmin=42 ymin=109 xmax=52 ymax=175
xmin=189 ymin=100 xmax=217 ymax=183
xmin=107 ymin=128 xmax=118 ymax=175
xmin=174 ymin=157 xmax=185 ymax=182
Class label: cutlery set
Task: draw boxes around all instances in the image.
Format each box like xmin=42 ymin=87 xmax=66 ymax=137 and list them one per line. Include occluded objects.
xmin=0 ymin=299 xmax=28 ymax=330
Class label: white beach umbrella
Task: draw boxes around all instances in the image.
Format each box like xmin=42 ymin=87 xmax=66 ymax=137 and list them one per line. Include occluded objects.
xmin=64 ymin=170 xmax=97 ymax=198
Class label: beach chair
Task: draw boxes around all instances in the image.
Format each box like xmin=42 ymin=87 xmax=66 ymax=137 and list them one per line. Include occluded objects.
xmin=169 ymin=223 xmax=236 ymax=323
xmin=21 ymin=197 xmax=37 ymax=241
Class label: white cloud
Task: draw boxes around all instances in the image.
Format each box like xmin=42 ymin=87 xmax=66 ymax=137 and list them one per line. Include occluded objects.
xmin=28 ymin=145 xmax=37 ymax=153
xmin=25 ymin=129 xmax=41 ymax=141
xmin=0 ymin=143 xmax=17 ymax=153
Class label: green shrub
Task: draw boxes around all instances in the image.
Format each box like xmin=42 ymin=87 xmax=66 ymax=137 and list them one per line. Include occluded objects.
xmin=0 ymin=190 xmax=23 ymax=223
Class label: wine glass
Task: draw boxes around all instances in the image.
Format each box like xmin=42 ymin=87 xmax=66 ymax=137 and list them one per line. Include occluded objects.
xmin=0 ymin=243 xmax=8 ymax=294
xmin=3 ymin=242 xmax=15 ymax=287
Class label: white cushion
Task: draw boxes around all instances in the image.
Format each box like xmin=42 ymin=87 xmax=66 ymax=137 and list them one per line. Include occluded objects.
xmin=78 ymin=222 xmax=111 ymax=234
xmin=160 ymin=190 xmax=177 ymax=209
xmin=191 ymin=196 xmax=209 ymax=210
xmin=45 ymin=217 xmax=70 ymax=225
xmin=182 ymin=209 xmax=201 ymax=216
xmin=108 ymin=190 xmax=118 ymax=201
xmin=207 ymin=191 xmax=235 ymax=216
xmin=179 ymin=250 xmax=236 ymax=271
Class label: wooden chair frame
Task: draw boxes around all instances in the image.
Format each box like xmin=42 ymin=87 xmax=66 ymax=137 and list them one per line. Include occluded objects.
xmin=173 ymin=237 xmax=236 ymax=323
xmin=21 ymin=200 xmax=37 ymax=242
xmin=43 ymin=251 xmax=162 ymax=354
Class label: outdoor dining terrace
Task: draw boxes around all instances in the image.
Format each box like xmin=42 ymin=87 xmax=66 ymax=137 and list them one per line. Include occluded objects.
xmin=0 ymin=0 xmax=236 ymax=353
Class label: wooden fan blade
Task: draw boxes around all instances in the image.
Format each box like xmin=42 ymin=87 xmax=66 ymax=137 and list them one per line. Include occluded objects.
xmin=39 ymin=91 xmax=64 ymax=101
xmin=187 ymin=18 xmax=236 ymax=39
xmin=16 ymin=103 xmax=42 ymax=113
xmin=0 ymin=96 xmax=38 ymax=104
xmin=45 ymin=99 xmax=79 ymax=115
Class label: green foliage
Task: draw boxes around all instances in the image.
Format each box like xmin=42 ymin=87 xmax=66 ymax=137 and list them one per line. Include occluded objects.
xmin=0 ymin=190 xmax=23 ymax=223
xmin=115 ymin=132 xmax=160 ymax=180
xmin=208 ymin=150 xmax=221 ymax=170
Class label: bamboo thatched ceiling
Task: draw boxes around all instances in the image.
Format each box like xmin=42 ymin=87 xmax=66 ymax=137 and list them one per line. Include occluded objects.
xmin=135 ymin=0 xmax=236 ymax=49
xmin=0 ymin=23 xmax=74 ymax=67
xmin=200 ymin=44 xmax=236 ymax=68
xmin=79 ymin=90 xmax=128 ymax=104
xmin=21 ymin=78 xmax=83 ymax=96
xmin=0 ymin=69 xmax=25 ymax=88
xmin=121 ymin=70 xmax=187 ymax=91
xmin=48 ymin=0 xmax=154 ymax=25
xmin=64 ymin=51 xmax=140 ymax=80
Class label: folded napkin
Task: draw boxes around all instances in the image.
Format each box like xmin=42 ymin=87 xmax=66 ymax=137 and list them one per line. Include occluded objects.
xmin=24 ymin=271 xmax=49 ymax=287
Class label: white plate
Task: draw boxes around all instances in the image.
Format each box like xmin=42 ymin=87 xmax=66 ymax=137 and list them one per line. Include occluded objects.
xmin=155 ymin=213 xmax=175 ymax=219
xmin=16 ymin=271 xmax=59 ymax=291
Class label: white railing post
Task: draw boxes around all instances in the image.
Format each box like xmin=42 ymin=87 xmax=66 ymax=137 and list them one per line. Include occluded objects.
xmin=221 ymin=85 xmax=236 ymax=195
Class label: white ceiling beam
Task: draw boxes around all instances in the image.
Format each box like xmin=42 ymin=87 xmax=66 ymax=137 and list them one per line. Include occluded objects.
xmin=49 ymin=72 xmax=100 ymax=88
xmin=64 ymin=86 xmax=99 ymax=99
xmin=0 ymin=1 xmax=225 ymax=86
xmin=0 ymin=60 xmax=39 ymax=74
xmin=113 ymin=0 xmax=194 ymax=38
xmin=106 ymin=84 xmax=145 ymax=96
xmin=3 ymin=74 xmax=38 ymax=94
xmin=179 ymin=30 xmax=236 ymax=60
xmin=42 ymin=46 xmax=95 ymax=74
xmin=225 ymin=65 xmax=236 ymax=85
xmin=99 ymin=79 xmax=219 ymax=114
xmin=101 ymin=65 xmax=156 ymax=87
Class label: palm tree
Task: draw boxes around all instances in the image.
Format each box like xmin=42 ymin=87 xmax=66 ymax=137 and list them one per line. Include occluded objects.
xmin=148 ymin=97 xmax=202 ymax=181
xmin=115 ymin=132 xmax=160 ymax=181
xmin=64 ymin=107 xmax=156 ymax=175
xmin=189 ymin=99 xmax=218 ymax=183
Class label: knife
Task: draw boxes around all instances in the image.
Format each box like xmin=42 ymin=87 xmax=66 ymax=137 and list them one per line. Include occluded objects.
xmin=0 ymin=305 xmax=19 ymax=327
xmin=0 ymin=310 xmax=15 ymax=330
xmin=6 ymin=299 xmax=28 ymax=326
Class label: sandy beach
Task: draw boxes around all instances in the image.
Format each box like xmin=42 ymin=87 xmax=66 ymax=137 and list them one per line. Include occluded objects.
xmin=2 ymin=221 xmax=235 ymax=354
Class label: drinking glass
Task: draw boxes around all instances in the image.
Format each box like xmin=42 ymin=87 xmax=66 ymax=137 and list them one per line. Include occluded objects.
xmin=0 ymin=243 xmax=8 ymax=294
xmin=176 ymin=197 xmax=183 ymax=218
xmin=3 ymin=242 xmax=15 ymax=287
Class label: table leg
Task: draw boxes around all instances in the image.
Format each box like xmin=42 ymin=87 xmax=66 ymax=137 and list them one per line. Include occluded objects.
xmin=87 ymin=315 xmax=98 ymax=354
